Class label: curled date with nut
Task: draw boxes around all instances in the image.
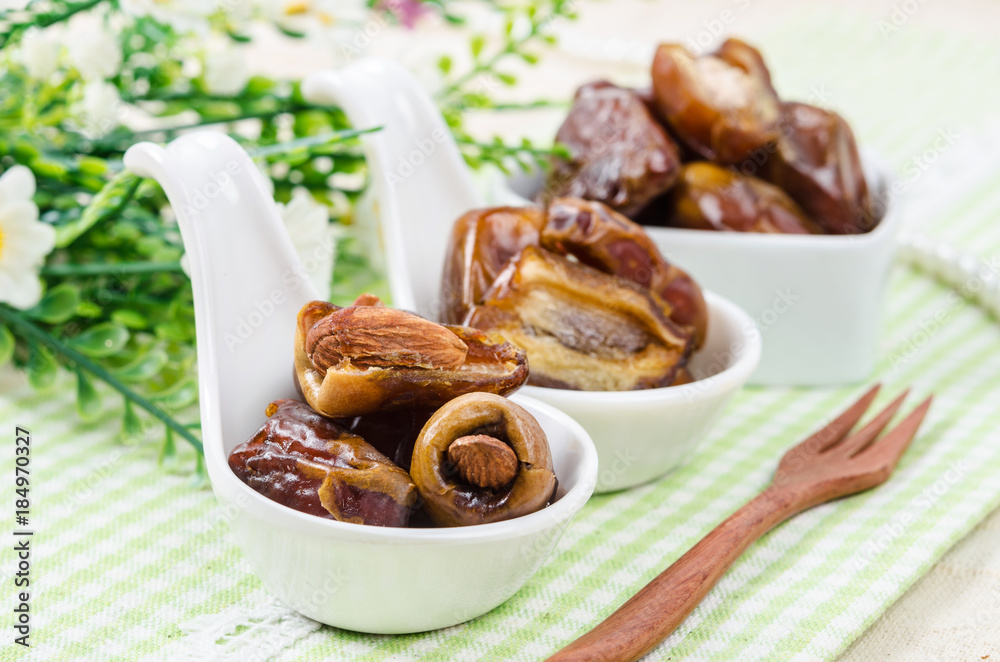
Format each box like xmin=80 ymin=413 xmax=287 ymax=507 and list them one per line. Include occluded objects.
xmin=229 ymin=299 xmax=557 ymax=529
xmin=295 ymin=295 xmax=528 ymax=418
xmin=410 ymin=392 xmax=557 ymax=527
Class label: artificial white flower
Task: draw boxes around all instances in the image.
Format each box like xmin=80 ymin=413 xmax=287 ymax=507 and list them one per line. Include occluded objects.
xmin=0 ymin=166 xmax=56 ymax=310
xmin=80 ymin=80 xmax=122 ymax=137
xmin=20 ymin=27 xmax=61 ymax=80
xmin=68 ymin=25 xmax=122 ymax=80
xmin=203 ymin=47 xmax=250 ymax=96
xmin=179 ymin=187 xmax=336 ymax=299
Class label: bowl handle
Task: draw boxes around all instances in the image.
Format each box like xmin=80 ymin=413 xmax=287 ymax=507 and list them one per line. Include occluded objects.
xmin=303 ymin=59 xmax=482 ymax=319
xmin=124 ymin=132 xmax=318 ymax=453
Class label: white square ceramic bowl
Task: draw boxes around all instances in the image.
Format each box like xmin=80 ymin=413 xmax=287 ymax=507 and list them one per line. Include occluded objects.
xmin=505 ymin=151 xmax=899 ymax=386
xmin=642 ymin=153 xmax=900 ymax=386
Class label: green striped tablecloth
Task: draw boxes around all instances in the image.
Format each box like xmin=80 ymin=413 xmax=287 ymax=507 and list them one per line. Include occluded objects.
xmin=4 ymin=8 xmax=1000 ymax=662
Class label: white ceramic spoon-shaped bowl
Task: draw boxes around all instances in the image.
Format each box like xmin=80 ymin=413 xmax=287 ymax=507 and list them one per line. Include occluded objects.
xmin=123 ymin=131 xmax=598 ymax=634
xmin=303 ymin=59 xmax=761 ymax=492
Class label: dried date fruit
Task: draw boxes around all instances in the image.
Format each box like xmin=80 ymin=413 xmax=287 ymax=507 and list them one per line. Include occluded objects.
xmin=465 ymin=245 xmax=693 ymax=391
xmin=541 ymin=197 xmax=709 ymax=347
xmin=651 ymin=38 xmax=780 ymax=164
xmin=440 ymin=206 xmax=545 ymax=325
xmin=546 ymin=81 xmax=682 ymax=216
xmin=295 ymin=296 xmax=528 ymax=418
xmin=764 ymin=102 xmax=874 ymax=234
xmin=655 ymin=162 xmax=822 ymax=234
xmin=337 ymin=408 xmax=435 ymax=471
xmin=409 ymin=393 xmax=557 ymax=526
xmin=228 ymin=399 xmax=418 ymax=527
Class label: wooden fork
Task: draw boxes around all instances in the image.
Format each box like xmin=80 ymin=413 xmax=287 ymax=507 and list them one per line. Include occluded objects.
xmin=547 ymin=385 xmax=933 ymax=662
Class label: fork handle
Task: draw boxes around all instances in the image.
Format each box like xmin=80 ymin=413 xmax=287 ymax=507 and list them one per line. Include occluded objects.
xmin=546 ymin=486 xmax=804 ymax=662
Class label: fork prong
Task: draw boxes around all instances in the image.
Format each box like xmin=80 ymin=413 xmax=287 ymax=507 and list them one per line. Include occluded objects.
xmin=857 ymin=396 xmax=933 ymax=470
xmin=834 ymin=389 xmax=910 ymax=457
xmin=803 ymin=384 xmax=882 ymax=454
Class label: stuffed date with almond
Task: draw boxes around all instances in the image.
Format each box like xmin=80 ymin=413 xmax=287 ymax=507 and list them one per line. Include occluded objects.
xmin=295 ymin=296 xmax=528 ymax=418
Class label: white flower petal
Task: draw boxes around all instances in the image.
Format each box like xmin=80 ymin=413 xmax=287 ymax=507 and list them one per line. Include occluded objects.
xmin=20 ymin=27 xmax=61 ymax=80
xmin=68 ymin=24 xmax=121 ymax=80
xmin=79 ymin=80 xmax=123 ymax=137
xmin=0 ymin=200 xmax=41 ymax=230
xmin=0 ymin=268 xmax=44 ymax=310
xmin=1 ymin=221 xmax=56 ymax=267
xmin=0 ymin=166 xmax=37 ymax=202
xmin=204 ymin=48 xmax=250 ymax=96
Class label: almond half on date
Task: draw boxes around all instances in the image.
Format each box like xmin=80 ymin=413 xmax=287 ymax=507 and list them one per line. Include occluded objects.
xmin=294 ymin=295 xmax=528 ymax=418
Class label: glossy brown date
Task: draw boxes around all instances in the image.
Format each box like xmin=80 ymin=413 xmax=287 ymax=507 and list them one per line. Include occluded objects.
xmin=541 ymin=197 xmax=709 ymax=347
xmin=336 ymin=408 xmax=434 ymax=472
xmin=295 ymin=296 xmax=528 ymax=418
xmin=409 ymin=393 xmax=557 ymax=527
xmin=228 ymin=399 xmax=418 ymax=527
xmin=439 ymin=206 xmax=545 ymax=325
xmin=651 ymin=162 xmax=822 ymax=235
xmin=546 ymin=81 xmax=682 ymax=216
xmin=465 ymin=245 xmax=693 ymax=391
xmin=764 ymin=102 xmax=875 ymax=234
xmin=650 ymin=38 xmax=780 ymax=165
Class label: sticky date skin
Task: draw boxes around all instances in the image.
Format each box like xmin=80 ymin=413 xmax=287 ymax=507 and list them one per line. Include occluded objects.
xmin=296 ymin=300 xmax=528 ymax=418
xmin=542 ymin=198 xmax=709 ymax=347
xmin=645 ymin=162 xmax=822 ymax=235
xmin=651 ymin=39 xmax=780 ymax=165
xmin=547 ymin=81 xmax=682 ymax=216
xmin=229 ymin=399 xmax=417 ymax=527
xmin=440 ymin=206 xmax=545 ymax=325
xmin=764 ymin=102 xmax=875 ymax=234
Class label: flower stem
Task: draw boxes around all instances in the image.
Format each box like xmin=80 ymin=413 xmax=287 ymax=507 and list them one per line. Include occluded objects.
xmin=0 ymin=305 xmax=204 ymax=455
xmin=247 ymin=127 xmax=382 ymax=159
xmin=41 ymin=261 xmax=184 ymax=277
xmin=455 ymin=137 xmax=565 ymax=158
